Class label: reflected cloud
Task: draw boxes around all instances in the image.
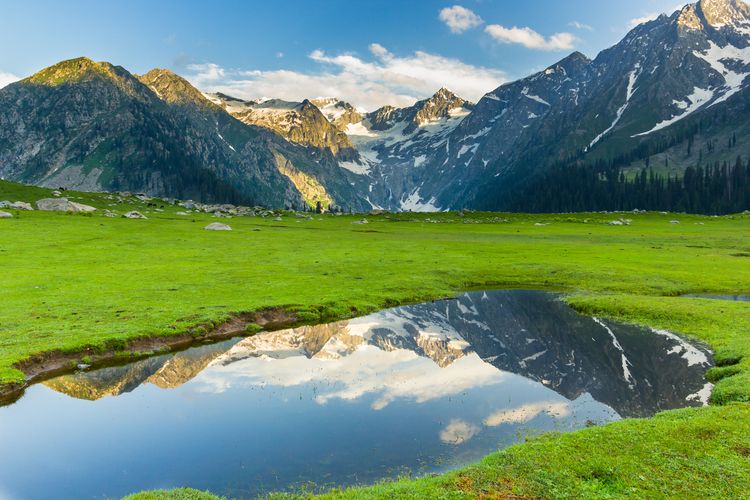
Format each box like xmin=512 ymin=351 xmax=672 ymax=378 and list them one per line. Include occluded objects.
xmin=484 ymin=401 xmax=572 ymax=426
xmin=440 ymin=419 xmax=480 ymax=445
xmin=196 ymin=346 xmax=507 ymax=410
xmin=483 ymin=393 xmax=620 ymax=427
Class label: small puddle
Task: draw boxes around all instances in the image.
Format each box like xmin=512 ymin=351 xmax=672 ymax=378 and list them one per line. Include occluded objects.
xmin=0 ymin=290 xmax=712 ymax=499
xmin=683 ymin=294 xmax=750 ymax=302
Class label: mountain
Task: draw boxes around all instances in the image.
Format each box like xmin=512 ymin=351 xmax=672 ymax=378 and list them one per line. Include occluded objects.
xmin=3 ymin=1 xmax=749 ymax=213
xmin=0 ymin=58 xmax=305 ymax=207
xmin=426 ymin=0 xmax=750 ymax=211
xmin=140 ymin=69 xmax=372 ymax=210
xmin=0 ymin=59 xmax=373 ymax=211
xmin=205 ymin=93 xmax=359 ymax=161
xmin=311 ymin=88 xmax=475 ymax=211
xmin=310 ymin=98 xmax=364 ymax=131
xmin=295 ymin=0 xmax=747 ymax=213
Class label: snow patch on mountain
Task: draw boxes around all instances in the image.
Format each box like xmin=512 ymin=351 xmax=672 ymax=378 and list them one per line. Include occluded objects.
xmin=633 ymin=86 xmax=715 ymax=136
xmin=589 ymin=64 xmax=641 ymax=148
xmin=694 ymin=40 xmax=750 ymax=105
xmin=400 ymin=188 xmax=442 ymax=212
xmin=339 ymin=160 xmax=371 ymax=175
xmin=521 ymin=87 xmax=551 ymax=106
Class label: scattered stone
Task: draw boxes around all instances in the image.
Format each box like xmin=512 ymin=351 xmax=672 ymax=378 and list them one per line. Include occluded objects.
xmin=123 ymin=211 xmax=148 ymax=219
xmin=534 ymin=222 xmax=549 ymax=227
xmin=205 ymin=222 xmax=232 ymax=231
xmin=103 ymin=211 xmax=118 ymax=218
xmin=76 ymin=363 xmax=91 ymax=370
xmin=0 ymin=211 xmax=13 ymax=218
xmin=273 ymin=216 xmax=283 ymax=222
xmin=352 ymin=218 xmax=369 ymax=225
xmin=10 ymin=201 xmax=33 ymax=211
xmin=35 ymin=198 xmax=96 ymax=212
xmin=669 ymin=220 xmax=680 ymax=225
xmin=52 ymin=190 xmax=62 ymax=197
xmin=175 ymin=211 xmax=189 ymax=216
xmin=608 ymin=218 xmax=632 ymax=226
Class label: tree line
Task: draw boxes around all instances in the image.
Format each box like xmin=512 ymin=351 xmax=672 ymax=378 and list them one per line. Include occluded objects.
xmin=512 ymin=155 xmax=750 ymax=215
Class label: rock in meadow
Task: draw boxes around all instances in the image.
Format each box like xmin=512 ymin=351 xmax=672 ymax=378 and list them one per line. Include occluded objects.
xmin=10 ymin=201 xmax=33 ymax=211
xmin=123 ymin=211 xmax=148 ymax=219
xmin=0 ymin=211 xmax=13 ymax=218
xmin=36 ymin=198 xmax=96 ymax=212
xmin=205 ymin=222 xmax=232 ymax=231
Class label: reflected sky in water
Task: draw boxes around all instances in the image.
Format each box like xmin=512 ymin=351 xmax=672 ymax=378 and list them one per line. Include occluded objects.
xmin=0 ymin=291 xmax=712 ymax=499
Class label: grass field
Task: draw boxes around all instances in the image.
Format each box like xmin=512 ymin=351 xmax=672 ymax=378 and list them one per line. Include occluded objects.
xmin=2 ymin=179 xmax=750 ymax=498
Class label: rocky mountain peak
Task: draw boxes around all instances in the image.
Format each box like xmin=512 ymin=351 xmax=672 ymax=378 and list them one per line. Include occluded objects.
xmin=698 ymin=0 xmax=750 ymax=27
xmin=25 ymin=57 xmax=124 ymax=87
xmin=367 ymin=105 xmax=399 ymax=131
xmin=139 ymin=68 xmax=213 ymax=107
xmin=310 ymin=98 xmax=364 ymax=131
xmin=678 ymin=3 xmax=704 ymax=30
xmin=554 ymin=51 xmax=592 ymax=72
xmin=410 ymin=88 xmax=473 ymax=130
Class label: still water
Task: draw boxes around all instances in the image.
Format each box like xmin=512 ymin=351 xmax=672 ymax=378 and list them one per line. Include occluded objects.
xmin=0 ymin=290 xmax=712 ymax=499
xmin=683 ymin=293 xmax=750 ymax=301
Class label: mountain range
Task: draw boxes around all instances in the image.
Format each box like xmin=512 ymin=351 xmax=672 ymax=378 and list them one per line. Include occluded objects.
xmin=1 ymin=0 xmax=749 ymax=213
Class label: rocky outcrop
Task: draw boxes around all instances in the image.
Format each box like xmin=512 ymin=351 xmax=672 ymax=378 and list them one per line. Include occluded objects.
xmin=35 ymin=198 xmax=96 ymax=212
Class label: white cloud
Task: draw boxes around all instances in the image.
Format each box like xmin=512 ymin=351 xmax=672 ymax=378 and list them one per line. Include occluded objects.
xmin=186 ymin=62 xmax=225 ymax=84
xmin=0 ymin=71 xmax=20 ymax=89
xmin=184 ymin=43 xmax=505 ymax=111
xmin=569 ymin=20 xmax=593 ymax=31
xmin=439 ymin=5 xmax=484 ymax=34
xmin=485 ymin=24 xmax=576 ymax=51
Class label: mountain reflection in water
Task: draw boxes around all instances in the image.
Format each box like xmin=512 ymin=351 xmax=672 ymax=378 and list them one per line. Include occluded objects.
xmin=0 ymin=290 xmax=712 ymax=499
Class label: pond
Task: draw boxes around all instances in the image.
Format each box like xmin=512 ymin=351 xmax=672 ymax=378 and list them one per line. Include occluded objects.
xmin=0 ymin=290 xmax=713 ymax=499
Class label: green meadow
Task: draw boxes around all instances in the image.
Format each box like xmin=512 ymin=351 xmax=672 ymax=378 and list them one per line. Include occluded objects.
xmin=2 ymin=179 xmax=749 ymax=498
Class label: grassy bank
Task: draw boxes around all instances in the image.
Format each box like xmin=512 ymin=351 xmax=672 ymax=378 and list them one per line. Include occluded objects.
xmin=2 ymin=180 xmax=749 ymax=498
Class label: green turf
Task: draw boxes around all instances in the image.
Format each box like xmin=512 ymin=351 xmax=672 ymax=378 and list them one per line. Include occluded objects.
xmin=1 ymin=179 xmax=749 ymax=499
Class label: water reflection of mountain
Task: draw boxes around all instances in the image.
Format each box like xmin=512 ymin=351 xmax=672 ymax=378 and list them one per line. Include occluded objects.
xmin=43 ymin=339 xmax=237 ymax=400
xmin=44 ymin=291 xmax=711 ymax=417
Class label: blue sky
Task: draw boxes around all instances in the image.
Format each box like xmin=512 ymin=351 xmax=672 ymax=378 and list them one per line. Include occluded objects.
xmin=0 ymin=0 xmax=696 ymax=109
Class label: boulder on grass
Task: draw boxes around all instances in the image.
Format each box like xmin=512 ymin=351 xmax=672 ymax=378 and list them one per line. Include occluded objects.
xmin=205 ymin=222 xmax=232 ymax=231
xmin=0 ymin=211 xmax=13 ymax=218
xmin=123 ymin=211 xmax=148 ymax=219
xmin=36 ymin=198 xmax=96 ymax=212
xmin=10 ymin=202 xmax=33 ymax=211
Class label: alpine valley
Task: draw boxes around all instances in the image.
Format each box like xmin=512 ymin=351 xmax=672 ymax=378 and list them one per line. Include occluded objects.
xmin=2 ymin=0 xmax=750 ymax=213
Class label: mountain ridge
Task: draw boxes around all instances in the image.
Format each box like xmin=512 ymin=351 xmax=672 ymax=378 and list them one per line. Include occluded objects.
xmin=2 ymin=0 xmax=749 ymax=213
